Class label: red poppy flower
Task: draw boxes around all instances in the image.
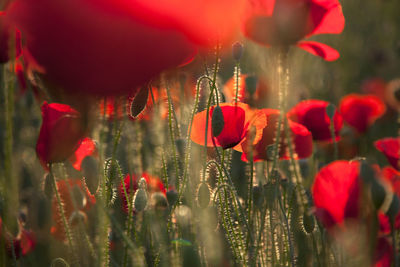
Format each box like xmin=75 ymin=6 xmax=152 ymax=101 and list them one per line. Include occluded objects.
xmin=0 ymin=218 xmax=36 ymax=259
xmin=288 ymin=100 xmax=343 ymax=142
xmin=339 ymin=94 xmax=386 ymax=134
xmin=51 ymin=178 xmax=96 ymax=240
xmin=236 ymin=109 xmax=313 ymax=161
xmin=242 ymin=0 xmax=345 ymax=61
xmin=0 ymin=11 xmax=21 ymax=63
xmin=377 ymin=166 xmax=400 ymax=234
xmin=223 ymin=74 xmax=270 ymax=108
xmin=191 ymin=103 xmax=267 ymax=150
xmin=119 ymin=172 xmax=166 ymax=213
xmin=312 ymin=160 xmax=361 ymax=229
xmin=373 ymin=237 xmax=392 ymax=267
xmin=5 ymin=0 xmax=244 ymax=96
xmin=375 ymin=138 xmax=400 ymax=170
xmin=68 ymin=137 xmax=97 ymax=171
xmin=36 ymin=102 xmax=87 ymax=169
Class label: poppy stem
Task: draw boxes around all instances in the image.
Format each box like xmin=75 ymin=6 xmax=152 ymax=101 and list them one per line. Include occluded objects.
xmin=166 ymin=84 xmax=181 ymax=190
xmin=49 ymin=165 xmax=76 ymax=264
xmin=391 ymin=220 xmax=398 ymax=267
xmin=234 ymin=62 xmax=241 ymax=104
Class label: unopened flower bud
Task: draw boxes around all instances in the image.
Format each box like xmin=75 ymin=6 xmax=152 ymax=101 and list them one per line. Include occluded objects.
xmin=232 ymin=42 xmax=243 ymax=61
xmin=211 ymin=106 xmax=224 ymax=137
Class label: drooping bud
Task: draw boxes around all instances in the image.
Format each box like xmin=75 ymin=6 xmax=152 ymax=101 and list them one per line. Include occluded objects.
xmin=325 ymin=103 xmax=336 ymax=119
xmin=386 ymin=194 xmax=400 ymax=223
xmin=68 ymin=210 xmax=87 ymax=227
xmin=302 ymin=211 xmax=316 ymax=234
xmin=133 ymin=178 xmax=148 ymax=212
xmin=245 ymin=75 xmax=258 ymax=97
xmin=211 ymin=106 xmax=224 ymax=137
xmin=166 ymin=189 xmax=178 ymax=207
xmin=130 ymin=85 xmax=149 ymax=118
xmin=232 ymin=42 xmax=243 ymax=61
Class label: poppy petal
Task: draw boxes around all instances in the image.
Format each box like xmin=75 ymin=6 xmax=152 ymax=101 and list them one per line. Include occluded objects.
xmin=375 ymin=138 xmax=400 ymax=170
xmin=312 ymin=160 xmax=361 ymax=228
xmin=339 ymin=94 xmax=386 ymax=133
xmin=297 ymin=41 xmax=340 ymax=61
xmin=308 ymin=0 xmax=345 ymax=36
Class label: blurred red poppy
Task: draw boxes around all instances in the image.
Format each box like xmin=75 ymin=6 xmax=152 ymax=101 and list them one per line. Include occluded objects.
xmin=0 ymin=11 xmax=21 ymax=63
xmin=36 ymin=102 xmax=87 ymax=169
xmin=375 ymin=138 xmax=400 ymax=170
xmin=0 ymin=218 xmax=36 ymax=259
xmin=68 ymin=137 xmax=97 ymax=171
xmin=236 ymin=109 xmax=313 ymax=161
xmin=288 ymin=100 xmax=343 ymax=142
xmin=223 ymin=74 xmax=270 ymax=108
xmin=119 ymin=172 xmax=166 ymax=213
xmin=191 ymin=103 xmax=267 ymax=150
xmin=242 ymin=0 xmax=345 ymax=61
xmin=373 ymin=237 xmax=392 ymax=267
xmin=51 ymin=179 xmax=96 ymax=240
xmin=5 ymin=0 xmax=244 ymax=96
xmin=312 ymin=160 xmax=360 ymax=228
xmin=339 ymin=94 xmax=386 ymax=134
xmin=378 ymin=166 xmax=400 ymax=233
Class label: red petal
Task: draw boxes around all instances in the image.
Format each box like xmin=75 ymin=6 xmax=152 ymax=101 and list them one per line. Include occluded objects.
xmin=238 ymin=109 xmax=313 ymax=161
xmin=36 ymin=102 xmax=87 ymax=168
xmin=312 ymin=160 xmax=361 ymax=228
xmin=288 ymin=99 xmax=343 ymax=142
xmin=69 ymin=138 xmax=97 ymax=171
xmin=373 ymin=237 xmax=393 ymax=267
xmin=308 ymin=0 xmax=345 ymax=36
xmin=7 ymin=0 xmax=197 ymax=96
xmin=191 ymin=103 xmax=266 ymax=149
xmin=375 ymin=138 xmax=400 ymax=170
xmin=339 ymin=94 xmax=386 ymax=133
xmin=297 ymin=41 xmax=340 ymax=61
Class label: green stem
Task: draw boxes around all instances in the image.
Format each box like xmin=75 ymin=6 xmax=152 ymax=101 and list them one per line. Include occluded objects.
xmin=49 ymin=165 xmax=75 ymax=262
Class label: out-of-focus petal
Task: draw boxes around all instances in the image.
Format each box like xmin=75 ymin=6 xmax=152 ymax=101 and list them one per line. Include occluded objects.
xmin=339 ymin=94 xmax=386 ymax=133
xmin=297 ymin=41 xmax=340 ymax=61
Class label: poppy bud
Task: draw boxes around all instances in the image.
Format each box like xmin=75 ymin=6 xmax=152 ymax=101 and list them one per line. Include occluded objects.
xmin=81 ymin=156 xmax=99 ymax=195
xmin=211 ymin=105 xmax=224 ymax=137
xmin=386 ymin=195 xmax=400 ymax=223
xmin=130 ymin=85 xmax=150 ymax=119
xmin=232 ymin=42 xmax=243 ymax=61
xmin=325 ymin=103 xmax=336 ymax=119
xmin=245 ymin=75 xmax=258 ymax=97
xmin=371 ymin=180 xmax=386 ymax=211
xmin=166 ymin=189 xmax=178 ymax=207
xmin=133 ymin=178 xmax=148 ymax=212
xmin=197 ymin=182 xmax=211 ymax=209
xmin=301 ymin=211 xmax=316 ymax=234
